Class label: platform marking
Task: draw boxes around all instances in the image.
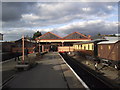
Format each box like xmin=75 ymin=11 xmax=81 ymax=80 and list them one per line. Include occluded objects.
xmin=1 ymin=74 xmax=15 ymax=88
xmin=1 ymin=55 xmax=23 ymax=64
xmin=59 ymin=53 xmax=90 ymax=90
xmin=1 ymin=59 xmax=14 ymax=64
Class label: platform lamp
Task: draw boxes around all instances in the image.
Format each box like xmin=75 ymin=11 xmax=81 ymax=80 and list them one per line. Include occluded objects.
xmin=22 ymin=35 xmax=25 ymax=64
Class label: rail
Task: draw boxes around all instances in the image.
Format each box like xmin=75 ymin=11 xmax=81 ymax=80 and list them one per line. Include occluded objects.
xmin=60 ymin=52 xmax=119 ymax=89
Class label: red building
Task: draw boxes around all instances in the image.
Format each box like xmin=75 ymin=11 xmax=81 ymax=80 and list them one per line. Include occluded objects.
xmin=12 ymin=38 xmax=37 ymax=53
xmin=2 ymin=42 xmax=15 ymax=52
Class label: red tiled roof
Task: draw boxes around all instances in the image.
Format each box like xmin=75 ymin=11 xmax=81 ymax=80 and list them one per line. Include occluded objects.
xmin=63 ymin=32 xmax=89 ymax=39
xmin=36 ymin=32 xmax=90 ymax=40
xmin=36 ymin=32 xmax=62 ymax=39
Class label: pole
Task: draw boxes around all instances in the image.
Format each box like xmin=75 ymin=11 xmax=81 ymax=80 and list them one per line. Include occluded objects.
xmin=69 ymin=44 xmax=70 ymax=52
xmin=39 ymin=43 xmax=40 ymax=52
xmin=22 ymin=35 xmax=25 ymax=64
xmin=62 ymin=41 xmax=64 ymax=47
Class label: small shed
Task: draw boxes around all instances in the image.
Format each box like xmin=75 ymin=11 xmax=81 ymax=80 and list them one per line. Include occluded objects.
xmin=98 ymin=37 xmax=120 ymax=61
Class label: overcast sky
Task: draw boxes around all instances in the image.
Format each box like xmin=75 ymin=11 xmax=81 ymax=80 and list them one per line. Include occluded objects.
xmin=1 ymin=2 xmax=119 ymax=41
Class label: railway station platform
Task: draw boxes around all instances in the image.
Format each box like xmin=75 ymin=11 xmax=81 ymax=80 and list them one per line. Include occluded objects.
xmin=3 ymin=52 xmax=87 ymax=89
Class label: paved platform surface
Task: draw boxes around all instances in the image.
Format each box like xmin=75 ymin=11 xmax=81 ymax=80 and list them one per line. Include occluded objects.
xmin=3 ymin=52 xmax=86 ymax=89
xmin=1 ymin=57 xmax=17 ymax=86
xmin=1 ymin=53 xmax=36 ymax=85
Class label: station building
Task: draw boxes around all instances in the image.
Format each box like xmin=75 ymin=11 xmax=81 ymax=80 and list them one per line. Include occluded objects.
xmin=35 ymin=32 xmax=91 ymax=52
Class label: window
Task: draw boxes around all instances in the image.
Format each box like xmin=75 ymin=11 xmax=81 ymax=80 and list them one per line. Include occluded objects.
xmin=75 ymin=45 xmax=77 ymax=49
xmin=76 ymin=45 xmax=78 ymax=49
xmin=84 ymin=46 xmax=86 ymax=50
xmin=108 ymin=45 xmax=111 ymax=50
xmin=78 ymin=45 xmax=79 ymax=49
xmin=74 ymin=45 xmax=76 ymax=49
xmin=79 ymin=45 xmax=81 ymax=49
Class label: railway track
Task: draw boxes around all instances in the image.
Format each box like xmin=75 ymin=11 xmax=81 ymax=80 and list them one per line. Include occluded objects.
xmin=60 ymin=53 xmax=119 ymax=89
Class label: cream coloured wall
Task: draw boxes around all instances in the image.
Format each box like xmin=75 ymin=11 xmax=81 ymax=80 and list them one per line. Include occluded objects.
xmin=37 ymin=39 xmax=91 ymax=43
xmin=74 ymin=43 xmax=94 ymax=50
xmin=58 ymin=46 xmax=74 ymax=52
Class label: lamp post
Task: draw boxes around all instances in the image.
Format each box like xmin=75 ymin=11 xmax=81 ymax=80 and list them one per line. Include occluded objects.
xmin=22 ymin=35 xmax=25 ymax=64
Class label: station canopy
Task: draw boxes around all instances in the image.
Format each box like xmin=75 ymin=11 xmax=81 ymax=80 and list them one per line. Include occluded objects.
xmin=36 ymin=32 xmax=91 ymax=43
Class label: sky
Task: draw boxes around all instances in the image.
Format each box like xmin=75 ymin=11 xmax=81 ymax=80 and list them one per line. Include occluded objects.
xmin=1 ymin=1 xmax=119 ymax=41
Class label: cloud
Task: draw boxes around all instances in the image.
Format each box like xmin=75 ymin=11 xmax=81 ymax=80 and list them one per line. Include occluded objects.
xmin=36 ymin=20 xmax=118 ymax=36
xmin=2 ymin=2 xmax=118 ymax=41
xmin=21 ymin=14 xmax=40 ymax=21
xmin=2 ymin=28 xmax=35 ymax=41
xmin=2 ymin=20 xmax=118 ymax=41
xmin=2 ymin=2 xmax=36 ymax=21
xmin=32 ymin=2 xmax=117 ymax=24
xmin=3 ymin=2 xmax=117 ymax=26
